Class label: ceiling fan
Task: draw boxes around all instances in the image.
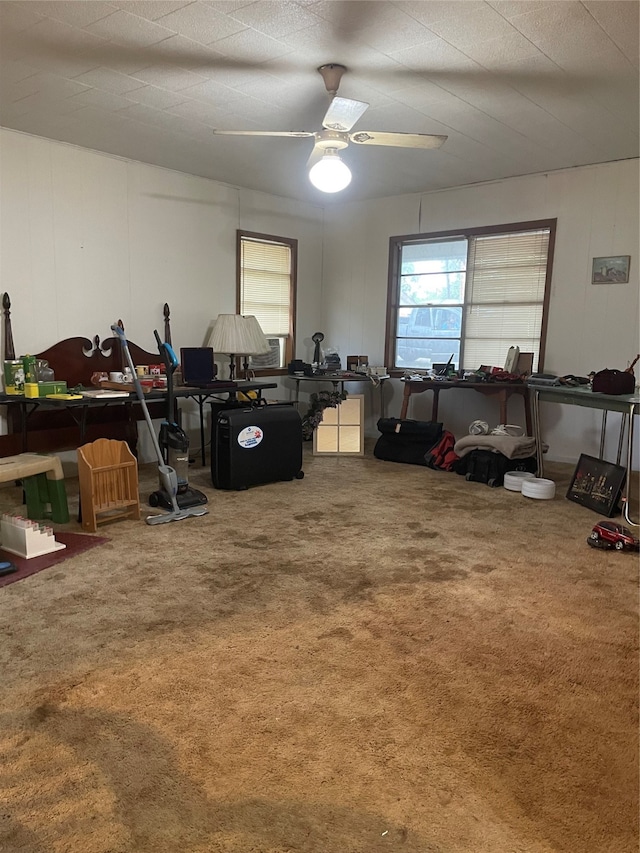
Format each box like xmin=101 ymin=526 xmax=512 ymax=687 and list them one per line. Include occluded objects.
xmin=212 ymin=64 xmax=447 ymax=193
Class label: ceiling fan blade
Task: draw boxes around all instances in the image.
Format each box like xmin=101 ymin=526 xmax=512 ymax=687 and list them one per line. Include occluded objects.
xmin=306 ymin=145 xmax=327 ymax=169
xmin=5 ymin=29 xmax=600 ymax=91
xmin=349 ymin=131 xmax=448 ymax=149
xmin=212 ymin=131 xmax=315 ymax=138
xmin=322 ymin=97 xmax=369 ymax=133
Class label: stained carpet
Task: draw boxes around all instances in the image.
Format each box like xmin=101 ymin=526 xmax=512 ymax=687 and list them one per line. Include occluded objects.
xmin=0 ymin=444 xmax=637 ymax=853
xmin=0 ymin=531 xmax=109 ymax=588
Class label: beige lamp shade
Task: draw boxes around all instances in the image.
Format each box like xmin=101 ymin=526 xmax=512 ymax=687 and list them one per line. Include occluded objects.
xmin=207 ymin=314 xmax=270 ymax=379
xmin=208 ymin=314 xmax=270 ymax=356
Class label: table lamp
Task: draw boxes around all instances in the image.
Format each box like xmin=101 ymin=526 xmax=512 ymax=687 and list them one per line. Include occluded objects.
xmin=208 ymin=314 xmax=270 ymax=380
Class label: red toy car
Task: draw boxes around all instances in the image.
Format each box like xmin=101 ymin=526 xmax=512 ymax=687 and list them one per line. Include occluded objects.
xmin=588 ymin=521 xmax=640 ymax=551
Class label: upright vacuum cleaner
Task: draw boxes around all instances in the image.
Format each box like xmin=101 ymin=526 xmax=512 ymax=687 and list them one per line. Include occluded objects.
xmin=111 ymin=325 xmax=208 ymax=525
xmin=148 ymin=330 xmax=208 ymax=511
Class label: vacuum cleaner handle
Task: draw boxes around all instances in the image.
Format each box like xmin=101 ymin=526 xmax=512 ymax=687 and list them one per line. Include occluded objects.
xmin=111 ymin=323 xmax=166 ymax=468
xmin=111 ymin=324 xmax=140 ymax=384
xmin=111 ymin=323 xmax=126 ymax=343
xmin=153 ymin=329 xmax=178 ymax=418
xmin=154 ymin=329 xmax=178 ymax=372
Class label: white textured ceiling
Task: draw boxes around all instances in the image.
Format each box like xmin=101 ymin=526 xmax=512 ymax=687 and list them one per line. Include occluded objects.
xmin=0 ymin=0 xmax=638 ymax=203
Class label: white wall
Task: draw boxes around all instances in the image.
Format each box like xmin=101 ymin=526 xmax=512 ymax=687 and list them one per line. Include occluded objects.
xmin=1 ymin=127 xmax=638 ymax=471
xmin=323 ymin=159 xmax=640 ymax=467
xmin=0 ymin=128 xmax=325 ymax=359
xmin=0 ymin=128 xmax=325 ymax=461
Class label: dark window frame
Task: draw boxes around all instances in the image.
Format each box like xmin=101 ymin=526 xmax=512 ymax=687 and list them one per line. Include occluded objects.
xmin=385 ymin=218 xmax=557 ymax=375
xmin=237 ymin=229 xmax=298 ymax=377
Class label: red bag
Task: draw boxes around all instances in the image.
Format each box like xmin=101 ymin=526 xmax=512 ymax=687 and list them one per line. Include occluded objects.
xmin=424 ymin=430 xmax=458 ymax=471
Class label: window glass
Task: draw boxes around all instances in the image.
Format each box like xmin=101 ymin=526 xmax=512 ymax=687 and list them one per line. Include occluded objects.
xmin=387 ymin=221 xmax=555 ymax=373
xmin=399 ymin=239 xmax=466 ymax=305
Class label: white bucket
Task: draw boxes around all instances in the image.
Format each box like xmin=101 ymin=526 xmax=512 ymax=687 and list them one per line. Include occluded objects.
xmin=521 ymin=478 xmax=556 ymax=500
xmin=503 ymin=470 xmax=536 ymax=492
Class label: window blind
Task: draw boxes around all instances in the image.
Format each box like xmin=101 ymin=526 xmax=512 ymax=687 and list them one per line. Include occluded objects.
xmin=463 ymin=229 xmax=550 ymax=369
xmin=467 ymin=230 xmax=550 ymax=303
xmin=240 ymin=238 xmax=291 ymax=336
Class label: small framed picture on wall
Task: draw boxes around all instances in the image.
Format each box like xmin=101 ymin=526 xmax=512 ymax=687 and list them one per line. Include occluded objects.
xmin=591 ymin=255 xmax=631 ymax=284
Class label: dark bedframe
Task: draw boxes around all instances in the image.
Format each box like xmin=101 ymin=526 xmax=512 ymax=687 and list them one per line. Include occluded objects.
xmin=0 ymin=293 xmax=171 ymax=456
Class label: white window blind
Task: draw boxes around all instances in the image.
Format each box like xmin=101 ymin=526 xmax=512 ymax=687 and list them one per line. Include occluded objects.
xmin=463 ymin=229 xmax=550 ymax=369
xmin=240 ymin=238 xmax=291 ymax=336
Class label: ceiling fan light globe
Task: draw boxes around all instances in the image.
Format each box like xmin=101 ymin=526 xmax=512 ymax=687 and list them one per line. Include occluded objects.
xmin=308 ymin=154 xmax=352 ymax=193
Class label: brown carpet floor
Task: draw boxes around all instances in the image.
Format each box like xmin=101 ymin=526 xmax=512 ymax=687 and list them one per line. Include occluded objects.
xmin=0 ymin=532 xmax=109 ymax=588
xmin=0 ymin=443 xmax=637 ymax=853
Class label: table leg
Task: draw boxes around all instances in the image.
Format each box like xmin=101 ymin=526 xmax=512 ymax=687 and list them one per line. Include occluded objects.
xmin=400 ymin=383 xmax=411 ymax=419
xmin=617 ymin=413 xmax=627 ymax=466
xmin=622 ymin=403 xmax=637 ymax=527
xmin=599 ymin=411 xmax=607 ymax=458
xmin=79 ymin=406 xmax=89 ymax=443
xmin=197 ymin=396 xmax=206 ymax=466
xmin=523 ymin=388 xmax=533 ymax=436
xmin=17 ymin=402 xmax=41 ymax=452
xmin=431 ymin=389 xmax=440 ymax=423
xmin=498 ymin=390 xmax=508 ymax=426
xmin=64 ymin=404 xmax=90 ymax=443
xmin=532 ymin=389 xmax=544 ymax=476
xmin=20 ymin=402 xmax=28 ymax=452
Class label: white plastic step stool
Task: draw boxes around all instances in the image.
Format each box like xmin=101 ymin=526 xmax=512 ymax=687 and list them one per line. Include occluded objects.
xmin=1 ymin=513 xmax=66 ymax=559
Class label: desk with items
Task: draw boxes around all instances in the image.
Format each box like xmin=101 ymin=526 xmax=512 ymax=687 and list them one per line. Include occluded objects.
xmin=290 ymin=371 xmax=389 ymax=418
xmin=0 ymin=295 xmax=178 ymax=456
xmin=399 ymin=376 xmax=533 ymax=435
xmin=0 ymin=296 xmax=276 ymax=461
xmin=0 ymin=381 xmax=278 ymax=465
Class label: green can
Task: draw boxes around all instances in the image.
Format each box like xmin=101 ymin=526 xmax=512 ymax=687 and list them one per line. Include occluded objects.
xmin=22 ymin=355 xmax=37 ymax=384
xmin=3 ymin=359 xmax=24 ymax=394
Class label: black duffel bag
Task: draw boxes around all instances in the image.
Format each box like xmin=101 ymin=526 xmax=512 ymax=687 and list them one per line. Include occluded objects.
xmin=374 ymin=418 xmax=443 ymax=466
xmin=592 ymin=369 xmax=635 ymax=395
xmin=453 ymin=450 xmax=537 ymax=487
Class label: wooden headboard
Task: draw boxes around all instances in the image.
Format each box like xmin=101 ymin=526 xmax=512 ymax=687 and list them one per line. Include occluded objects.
xmin=2 ymin=294 xmax=172 ymax=388
xmin=0 ymin=294 xmax=172 ymax=456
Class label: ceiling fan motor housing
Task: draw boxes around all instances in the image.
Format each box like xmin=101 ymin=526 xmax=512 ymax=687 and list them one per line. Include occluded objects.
xmin=315 ymin=129 xmax=349 ymax=151
xmin=318 ymin=63 xmax=347 ymax=95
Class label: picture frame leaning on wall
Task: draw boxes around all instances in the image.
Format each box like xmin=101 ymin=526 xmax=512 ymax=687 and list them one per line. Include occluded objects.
xmin=566 ymin=453 xmax=627 ymax=517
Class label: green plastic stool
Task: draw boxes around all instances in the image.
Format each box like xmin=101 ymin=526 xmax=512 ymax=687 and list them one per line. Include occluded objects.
xmin=22 ymin=472 xmax=70 ymax=524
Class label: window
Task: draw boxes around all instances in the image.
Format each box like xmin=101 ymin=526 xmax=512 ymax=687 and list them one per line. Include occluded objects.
xmin=386 ymin=220 xmax=556 ymax=374
xmin=237 ymin=230 xmax=297 ymax=373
